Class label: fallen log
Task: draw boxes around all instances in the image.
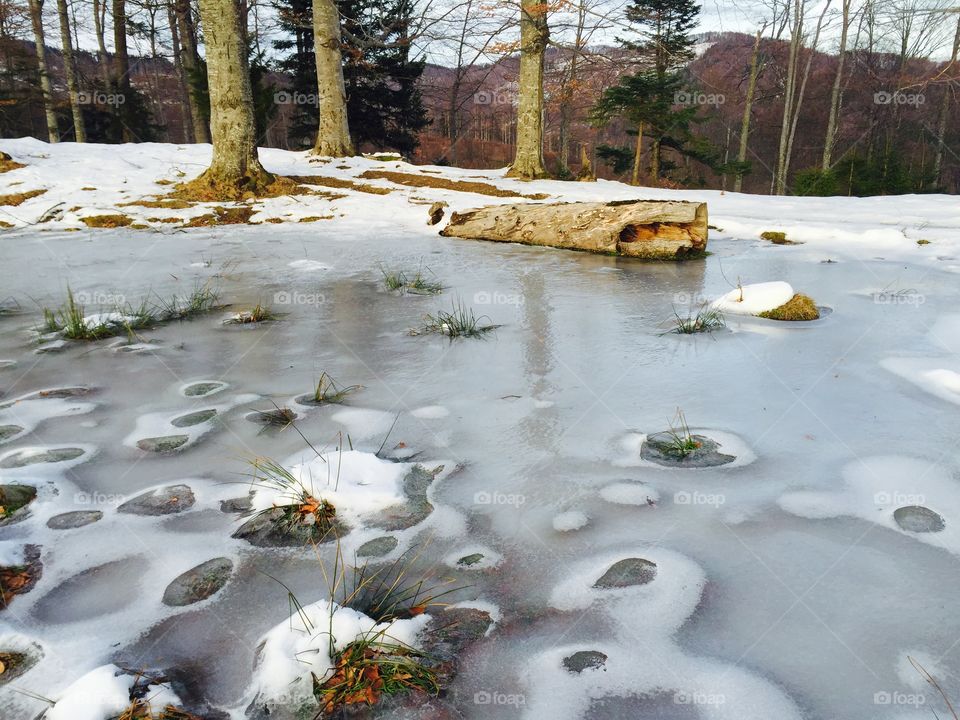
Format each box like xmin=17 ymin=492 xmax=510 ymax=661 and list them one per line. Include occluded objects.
xmin=439 ymin=199 xmax=708 ymax=260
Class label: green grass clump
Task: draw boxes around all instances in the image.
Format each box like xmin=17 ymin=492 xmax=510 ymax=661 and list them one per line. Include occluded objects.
xmin=416 ymin=300 xmax=499 ymax=339
xmin=758 ymin=293 xmax=820 ymax=321
xmin=663 ymin=409 xmax=701 ymax=458
xmin=381 ymin=265 xmax=443 ymax=295
xmin=666 ymin=304 xmax=725 ymax=334
xmin=244 ymin=456 xmax=338 ymax=541
xmin=225 ymin=302 xmax=276 ymax=324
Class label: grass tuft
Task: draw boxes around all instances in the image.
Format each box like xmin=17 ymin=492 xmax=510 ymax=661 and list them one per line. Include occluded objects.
xmin=244 ymin=456 xmax=338 ymax=541
xmin=666 ymin=304 xmax=725 ymax=334
xmin=663 ymin=408 xmax=701 ymax=459
xmin=381 ymin=265 xmax=443 ymax=295
xmin=312 ymin=371 xmax=362 ymax=404
xmin=225 ymin=302 xmax=276 ymax=324
xmin=415 ymin=300 xmax=499 ymax=339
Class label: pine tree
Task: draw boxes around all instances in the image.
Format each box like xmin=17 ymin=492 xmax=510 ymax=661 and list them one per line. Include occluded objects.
xmin=593 ymin=0 xmax=728 ymax=183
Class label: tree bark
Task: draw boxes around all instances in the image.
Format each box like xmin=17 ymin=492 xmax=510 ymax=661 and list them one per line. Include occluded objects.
xmin=185 ymin=0 xmax=273 ymax=196
xmin=932 ymin=16 xmax=960 ymax=187
xmin=734 ymin=28 xmax=763 ymax=192
xmin=112 ymin=0 xmax=133 ymax=141
xmin=821 ymin=0 xmax=851 ymax=169
xmin=441 ymin=200 xmax=708 ymax=259
xmin=311 ymin=0 xmax=354 ymax=157
xmin=91 ymin=0 xmax=113 ymax=91
xmin=56 ymin=0 xmax=85 ymax=142
xmin=174 ymin=0 xmax=210 ymax=143
xmin=507 ymin=0 xmax=550 ymax=179
xmin=774 ymin=0 xmax=802 ymax=194
xmin=631 ymin=122 xmax=644 ymax=185
xmin=167 ymin=2 xmax=194 ymax=142
xmin=27 ymin=0 xmax=59 ymax=143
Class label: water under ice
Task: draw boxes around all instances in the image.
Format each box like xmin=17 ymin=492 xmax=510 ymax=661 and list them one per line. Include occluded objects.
xmin=1 ymin=211 xmax=959 ymax=719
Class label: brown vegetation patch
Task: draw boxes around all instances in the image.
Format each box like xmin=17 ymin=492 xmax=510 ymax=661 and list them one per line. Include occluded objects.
xmin=0 ymin=188 xmax=46 ymax=206
xmin=183 ymin=205 xmax=255 ymax=227
xmin=358 ymin=170 xmax=549 ymax=199
xmin=81 ymin=214 xmax=134 ymax=228
xmin=120 ymin=198 xmax=194 ymax=209
xmin=155 ymin=179 xmax=174 ymax=186
xmin=758 ymin=293 xmax=820 ymax=321
xmin=299 ymin=215 xmax=331 ymax=222
xmin=81 ymin=187 xmax=96 ymax=191
xmin=172 ymin=173 xmax=309 ymax=203
xmin=0 ymin=221 xmax=13 ymax=229
xmin=0 ymin=153 xmax=25 ymax=174
xmin=286 ymin=174 xmax=392 ymax=195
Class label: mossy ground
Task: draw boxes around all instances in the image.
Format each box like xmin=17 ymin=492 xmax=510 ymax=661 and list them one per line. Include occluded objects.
xmin=758 ymin=293 xmax=820 ymax=321
xmin=358 ymin=169 xmax=549 ymax=199
xmin=0 ymin=188 xmax=46 ymax=206
xmin=81 ymin=214 xmax=134 ymax=228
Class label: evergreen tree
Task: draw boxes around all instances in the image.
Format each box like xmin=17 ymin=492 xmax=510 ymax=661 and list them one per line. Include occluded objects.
xmin=273 ymin=0 xmax=429 ymax=153
xmin=593 ymin=0 xmax=729 ymax=183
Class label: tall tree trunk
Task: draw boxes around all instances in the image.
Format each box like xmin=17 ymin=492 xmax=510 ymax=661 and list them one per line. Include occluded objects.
xmin=27 ymin=0 xmax=59 ymax=142
xmin=56 ymin=0 xmax=85 ymax=141
xmin=174 ymin=0 xmax=209 ymax=143
xmin=507 ymin=0 xmax=549 ymax=179
xmin=91 ymin=0 xmax=113 ymax=90
xmin=184 ymin=0 xmax=273 ymax=196
xmin=734 ymin=27 xmax=763 ymax=192
xmin=631 ymin=122 xmax=644 ymax=185
xmin=311 ymin=0 xmax=353 ymax=156
xmin=775 ymin=0 xmax=803 ymax=194
xmin=112 ymin=0 xmax=133 ymax=140
xmin=783 ymin=0 xmax=830 ymax=184
xmin=822 ymin=0 xmax=851 ymax=169
xmin=167 ymin=3 xmax=194 ymax=142
xmin=932 ymin=16 xmax=960 ymax=187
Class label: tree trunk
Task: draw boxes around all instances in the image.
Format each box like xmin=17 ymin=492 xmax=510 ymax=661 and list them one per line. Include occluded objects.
xmin=311 ymin=0 xmax=354 ymax=157
xmin=183 ymin=0 xmax=273 ymax=197
xmin=441 ymin=199 xmax=708 ymax=259
xmin=56 ymin=0 xmax=85 ymax=142
xmin=507 ymin=0 xmax=549 ymax=179
xmin=734 ymin=27 xmax=763 ymax=192
xmin=112 ymin=0 xmax=133 ymax=141
xmin=932 ymin=16 xmax=960 ymax=187
xmin=91 ymin=0 xmax=113 ymax=91
xmin=27 ymin=0 xmax=59 ymax=143
xmin=650 ymin=137 xmax=661 ymax=181
xmin=175 ymin=0 xmax=210 ymax=143
xmin=167 ymin=3 xmax=194 ymax=143
xmin=822 ymin=0 xmax=851 ymax=169
xmin=775 ymin=0 xmax=803 ymax=194
xmin=631 ymin=122 xmax=644 ymax=185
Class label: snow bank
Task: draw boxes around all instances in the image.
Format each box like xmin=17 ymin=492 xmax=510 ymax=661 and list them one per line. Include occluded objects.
xmin=254 ymin=599 xmax=430 ymax=705
xmin=250 ymin=449 xmax=410 ymax=526
xmin=552 ymin=510 xmax=589 ymax=531
xmin=711 ymin=281 xmax=794 ymax=315
xmin=46 ymin=664 xmax=182 ymax=720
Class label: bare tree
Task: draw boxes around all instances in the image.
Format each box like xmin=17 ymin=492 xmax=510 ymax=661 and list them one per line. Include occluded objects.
xmin=185 ymin=0 xmax=273 ymax=195
xmin=822 ymin=0 xmax=853 ymax=168
xmin=173 ymin=0 xmax=209 ymax=142
xmin=735 ymin=25 xmax=765 ymax=192
xmin=311 ymin=0 xmax=353 ymax=156
xmin=932 ymin=13 xmax=960 ymax=185
xmin=508 ymin=0 xmax=550 ymax=178
xmin=55 ymin=0 xmax=84 ymax=141
xmin=26 ymin=0 xmax=59 ymax=142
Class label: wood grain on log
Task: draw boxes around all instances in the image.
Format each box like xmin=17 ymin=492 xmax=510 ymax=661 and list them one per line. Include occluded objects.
xmin=440 ymin=199 xmax=708 ymax=260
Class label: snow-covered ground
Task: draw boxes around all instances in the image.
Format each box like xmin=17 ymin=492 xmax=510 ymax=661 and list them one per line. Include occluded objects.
xmin=1 ymin=138 xmax=960 ymax=719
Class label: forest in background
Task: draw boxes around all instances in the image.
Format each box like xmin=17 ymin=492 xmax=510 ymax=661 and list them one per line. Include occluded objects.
xmin=1 ymin=0 xmax=958 ymax=195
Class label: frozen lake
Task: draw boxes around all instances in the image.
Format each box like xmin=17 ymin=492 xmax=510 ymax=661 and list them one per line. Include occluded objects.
xmin=2 ymin=156 xmax=960 ymax=718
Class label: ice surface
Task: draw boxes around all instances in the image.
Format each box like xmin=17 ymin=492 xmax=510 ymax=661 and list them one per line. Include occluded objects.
xmin=2 ymin=140 xmax=960 ymax=719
